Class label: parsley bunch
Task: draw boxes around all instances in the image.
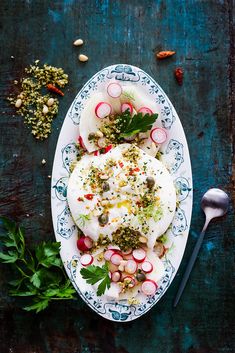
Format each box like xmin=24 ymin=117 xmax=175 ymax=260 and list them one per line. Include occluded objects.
xmin=0 ymin=217 xmax=76 ymax=313
xmin=118 ymin=111 xmax=158 ymax=137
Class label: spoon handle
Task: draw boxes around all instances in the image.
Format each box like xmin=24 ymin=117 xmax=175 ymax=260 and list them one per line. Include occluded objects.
xmin=173 ymin=220 xmax=209 ymax=307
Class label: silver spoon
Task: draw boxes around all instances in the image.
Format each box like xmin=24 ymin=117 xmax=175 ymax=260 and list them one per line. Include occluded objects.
xmin=173 ymin=188 xmax=229 ymax=307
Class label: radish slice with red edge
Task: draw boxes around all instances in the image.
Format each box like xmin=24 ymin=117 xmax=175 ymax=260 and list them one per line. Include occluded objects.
xmin=150 ymin=127 xmax=167 ymax=144
xmin=78 ymin=136 xmax=86 ymax=150
xmin=138 ymin=107 xmax=153 ymax=115
xmin=107 ymin=82 xmax=122 ymax=98
xmin=141 ymin=261 xmax=153 ymax=273
xmin=104 ymin=249 xmax=116 ymax=261
xmin=123 ymin=276 xmax=136 ymax=288
xmin=121 ymin=102 xmax=133 ymax=114
xmin=132 ymin=248 xmax=146 ymax=263
xmin=125 ymin=259 xmax=137 ymax=274
xmin=77 ymin=236 xmax=93 ymax=252
xmin=80 ymin=254 xmax=93 ymax=266
xmin=111 ymin=271 xmax=121 ymax=282
xmin=110 ymin=253 xmax=123 ymax=266
xmin=95 ymin=102 xmax=112 ymax=119
xmin=141 ymin=279 xmax=158 ymax=295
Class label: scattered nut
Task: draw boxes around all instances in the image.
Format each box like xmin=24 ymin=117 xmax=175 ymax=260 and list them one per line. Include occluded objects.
xmin=79 ymin=54 xmax=88 ymax=62
xmin=15 ymin=99 xmax=22 ymax=108
xmin=47 ymin=98 xmax=55 ymax=106
xmin=73 ymin=38 xmax=84 ymax=46
xmin=11 ymin=55 xmax=14 ymax=59
xmin=41 ymin=159 xmax=46 ymax=165
xmin=14 ymin=80 xmax=18 ymax=85
xmin=48 ymin=175 xmax=51 ymax=179
xmin=96 ymin=130 xmax=103 ymax=138
xmin=42 ymin=105 xmax=49 ymax=115
xmin=156 ymin=51 xmax=175 ymax=60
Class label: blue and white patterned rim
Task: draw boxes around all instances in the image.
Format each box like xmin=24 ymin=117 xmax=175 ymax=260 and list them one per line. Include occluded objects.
xmin=51 ymin=64 xmax=193 ymax=322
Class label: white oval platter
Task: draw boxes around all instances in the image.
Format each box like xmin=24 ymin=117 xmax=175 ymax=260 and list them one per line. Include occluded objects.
xmin=51 ymin=64 xmax=193 ymax=322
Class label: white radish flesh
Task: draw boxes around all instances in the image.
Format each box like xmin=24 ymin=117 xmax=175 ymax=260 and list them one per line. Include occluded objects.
xmin=111 ymin=271 xmax=121 ymax=282
xmin=125 ymin=259 xmax=137 ymax=274
xmin=141 ymin=280 xmax=157 ymax=295
xmin=77 ymin=236 xmax=93 ymax=251
xmin=138 ymin=107 xmax=153 ymax=115
xmin=104 ymin=249 xmax=116 ymax=261
xmin=80 ymin=254 xmax=93 ymax=266
xmin=150 ymin=128 xmax=167 ymax=144
xmin=110 ymin=253 xmax=123 ymax=266
xmin=121 ymin=102 xmax=133 ymax=114
xmin=107 ymin=82 xmax=122 ymax=98
xmin=95 ymin=102 xmax=112 ymax=119
xmin=132 ymin=248 xmax=146 ymax=263
xmin=141 ymin=261 xmax=153 ymax=273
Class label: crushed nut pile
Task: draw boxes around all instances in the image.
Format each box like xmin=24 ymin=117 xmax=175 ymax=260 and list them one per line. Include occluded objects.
xmin=8 ymin=60 xmax=68 ymax=140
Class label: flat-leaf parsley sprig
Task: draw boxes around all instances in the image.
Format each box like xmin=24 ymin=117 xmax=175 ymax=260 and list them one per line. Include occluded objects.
xmin=0 ymin=217 xmax=76 ymax=313
xmin=80 ymin=263 xmax=111 ymax=296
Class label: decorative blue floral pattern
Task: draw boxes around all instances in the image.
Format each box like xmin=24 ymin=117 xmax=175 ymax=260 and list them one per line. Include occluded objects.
xmin=174 ymin=177 xmax=192 ymax=201
xmin=171 ymin=207 xmax=188 ymax=236
xmin=61 ymin=143 xmax=79 ymax=173
xmin=166 ymin=139 xmax=184 ymax=173
xmin=57 ymin=206 xmax=76 ymax=239
xmin=51 ymin=64 xmax=193 ymax=321
xmin=53 ymin=177 xmax=68 ymax=201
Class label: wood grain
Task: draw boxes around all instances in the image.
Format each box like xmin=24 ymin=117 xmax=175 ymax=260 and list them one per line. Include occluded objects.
xmin=0 ymin=0 xmax=234 ymax=352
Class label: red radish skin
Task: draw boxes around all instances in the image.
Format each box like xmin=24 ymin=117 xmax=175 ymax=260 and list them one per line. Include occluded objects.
xmin=150 ymin=128 xmax=167 ymax=144
xmin=121 ymin=102 xmax=133 ymax=114
xmin=110 ymin=253 xmax=123 ymax=266
xmin=78 ymin=136 xmax=86 ymax=150
xmin=95 ymin=102 xmax=112 ymax=119
xmin=104 ymin=144 xmax=113 ymax=153
xmin=138 ymin=107 xmax=153 ymax=115
xmin=111 ymin=271 xmax=121 ymax=282
xmin=132 ymin=248 xmax=146 ymax=263
xmin=141 ymin=261 xmax=153 ymax=273
xmin=80 ymin=254 xmax=93 ymax=266
xmin=104 ymin=249 xmax=116 ymax=261
xmin=141 ymin=280 xmax=158 ymax=296
xmin=107 ymin=82 xmax=122 ymax=98
xmin=94 ymin=150 xmax=99 ymax=156
xmin=125 ymin=259 xmax=137 ymax=274
xmin=77 ymin=236 xmax=93 ymax=252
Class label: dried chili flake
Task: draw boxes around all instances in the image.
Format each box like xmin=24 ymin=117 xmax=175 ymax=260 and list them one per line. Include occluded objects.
xmin=84 ymin=194 xmax=95 ymax=200
xmin=174 ymin=67 xmax=183 ymax=85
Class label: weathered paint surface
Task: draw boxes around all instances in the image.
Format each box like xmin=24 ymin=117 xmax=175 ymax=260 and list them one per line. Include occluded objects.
xmin=0 ymin=0 xmax=234 ymax=352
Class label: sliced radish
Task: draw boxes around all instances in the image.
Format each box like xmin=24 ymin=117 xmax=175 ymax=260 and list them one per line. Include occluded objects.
xmin=138 ymin=107 xmax=153 ymax=115
xmin=122 ymin=248 xmax=132 ymax=256
xmin=108 ymin=245 xmax=121 ymax=251
xmin=141 ymin=280 xmax=157 ymax=296
xmin=141 ymin=261 xmax=153 ymax=273
xmin=111 ymin=271 xmax=121 ymax=282
xmin=123 ymin=276 xmax=136 ymax=288
xmin=97 ymin=137 xmax=107 ymax=148
xmin=123 ymin=253 xmax=134 ymax=260
xmin=107 ymin=82 xmax=122 ymax=98
xmin=95 ymin=102 xmax=112 ymax=119
xmin=110 ymin=253 xmax=123 ymax=266
xmin=78 ymin=136 xmax=86 ymax=150
xmin=125 ymin=259 xmax=137 ymax=274
xmin=150 ymin=128 xmax=167 ymax=144
xmin=77 ymin=236 xmax=93 ymax=252
xmin=121 ymin=102 xmax=133 ymax=114
xmin=80 ymin=254 xmax=93 ymax=266
xmin=104 ymin=249 xmax=116 ymax=261
xmin=132 ymin=248 xmax=146 ymax=263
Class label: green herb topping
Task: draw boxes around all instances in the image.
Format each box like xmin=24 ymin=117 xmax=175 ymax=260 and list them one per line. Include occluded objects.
xmin=112 ymin=227 xmax=142 ymax=251
xmin=80 ymin=263 xmax=111 ymax=296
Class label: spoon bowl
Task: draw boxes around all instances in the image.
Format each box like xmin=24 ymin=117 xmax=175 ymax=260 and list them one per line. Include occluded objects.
xmin=201 ymin=188 xmax=229 ymax=220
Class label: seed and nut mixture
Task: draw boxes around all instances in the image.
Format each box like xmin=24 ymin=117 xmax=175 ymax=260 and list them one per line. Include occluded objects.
xmin=8 ymin=60 xmax=68 ymax=140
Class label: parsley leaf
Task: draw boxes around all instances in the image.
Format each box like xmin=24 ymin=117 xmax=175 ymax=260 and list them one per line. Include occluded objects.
xmin=119 ymin=112 xmax=158 ymax=137
xmin=80 ymin=263 xmax=111 ymax=296
xmin=0 ymin=217 xmax=76 ymax=313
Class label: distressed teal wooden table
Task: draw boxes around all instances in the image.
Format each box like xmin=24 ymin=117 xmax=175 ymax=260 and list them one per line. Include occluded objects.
xmin=0 ymin=1 xmax=235 ymax=352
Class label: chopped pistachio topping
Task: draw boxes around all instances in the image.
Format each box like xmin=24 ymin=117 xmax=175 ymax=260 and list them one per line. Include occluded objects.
xmin=112 ymin=227 xmax=141 ymax=251
xmin=7 ymin=60 xmax=68 ymax=140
